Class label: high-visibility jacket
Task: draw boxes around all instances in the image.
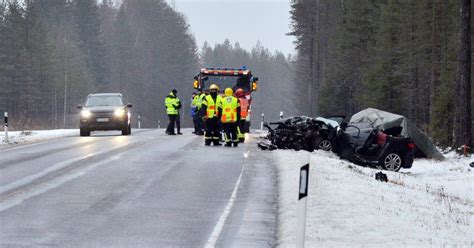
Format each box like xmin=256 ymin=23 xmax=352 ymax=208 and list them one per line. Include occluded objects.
xmin=165 ymin=92 xmax=181 ymax=115
xmin=219 ymin=96 xmax=240 ymax=123
xmin=199 ymin=93 xmax=206 ymax=107
xmin=238 ymin=97 xmax=249 ymax=119
xmin=192 ymin=93 xmax=205 ymax=110
xmin=202 ymin=94 xmax=222 ymax=118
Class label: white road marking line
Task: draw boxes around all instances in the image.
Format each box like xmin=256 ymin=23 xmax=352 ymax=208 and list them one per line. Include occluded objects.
xmin=0 ymin=129 xmax=148 ymax=153
xmin=0 ymin=154 xmax=122 ymax=212
xmin=0 ymin=142 xmax=132 ymax=195
xmin=205 ymin=150 xmax=249 ymax=248
xmin=0 ymin=139 xmax=62 ymax=152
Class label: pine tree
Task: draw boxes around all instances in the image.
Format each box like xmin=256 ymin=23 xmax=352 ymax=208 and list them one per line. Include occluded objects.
xmin=289 ymin=0 xmax=466 ymax=147
xmin=73 ymin=0 xmax=109 ymax=92
xmin=453 ymin=0 xmax=472 ymax=150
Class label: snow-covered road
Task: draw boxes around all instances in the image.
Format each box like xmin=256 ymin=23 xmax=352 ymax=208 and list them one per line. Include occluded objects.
xmin=274 ymin=149 xmax=473 ymax=247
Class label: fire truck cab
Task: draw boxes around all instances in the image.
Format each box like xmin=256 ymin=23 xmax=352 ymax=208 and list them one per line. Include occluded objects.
xmin=193 ymin=67 xmax=258 ymax=133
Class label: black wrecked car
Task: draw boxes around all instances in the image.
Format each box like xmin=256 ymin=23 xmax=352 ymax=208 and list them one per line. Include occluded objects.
xmin=332 ymin=122 xmax=415 ymax=171
xmin=77 ymin=93 xmax=132 ymax=136
xmin=258 ymin=109 xmax=442 ymax=172
xmin=259 ymin=116 xmax=338 ymax=152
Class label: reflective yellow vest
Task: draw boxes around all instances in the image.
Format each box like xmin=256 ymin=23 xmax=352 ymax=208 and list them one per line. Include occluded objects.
xmin=165 ymin=92 xmax=180 ymax=115
xmin=220 ymin=96 xmax=239 ymax=123
xmin=203 ymin=95 xmax=222 ymax=118
xmin=199 ymin=93 xmax=206 ymax=108
xmin=193 ymin=93 xmax=205 ymax=110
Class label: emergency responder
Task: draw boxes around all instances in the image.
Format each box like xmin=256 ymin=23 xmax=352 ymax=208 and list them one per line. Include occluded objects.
xmin=192 ymin=89 xmax=205 ymax=135
xmin=191 ymin=92 xmax=199 ymax=134
xmin=235 ymin=88 xmax=249 ymax=142
xmin=200 ymin=89 xmax=210 ymax=131
xmin=218 ymin=88 xmax=241 ymax=147
xmin=202 ymin=84 xmax=222 ymax=146
xmin=165 ymin=89 xmax=182 ymax=135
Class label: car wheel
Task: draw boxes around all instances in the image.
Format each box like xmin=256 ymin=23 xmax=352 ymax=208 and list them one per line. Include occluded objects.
xmin=313 ymin=137 xmax=332 ymax=151
xmin=381 ymin=153 xmax=403 ymax=172
xmin=80 ymin=128 xmax=90 ymax=137
xmin=122 ymin=125 xmax=131 ymax=136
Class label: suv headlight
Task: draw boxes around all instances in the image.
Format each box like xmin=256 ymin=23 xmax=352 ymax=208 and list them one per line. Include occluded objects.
xmin=114 ymin=109 xmax=125 ymax=117
xmin=81 ymin=110 xmax=92 ymax=118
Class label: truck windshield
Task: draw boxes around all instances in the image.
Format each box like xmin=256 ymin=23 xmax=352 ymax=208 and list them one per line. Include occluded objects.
xmin=203 ymin=75 xmax=250 ymax=92
xmin=85 ymin=96 xmax=123 ymax=107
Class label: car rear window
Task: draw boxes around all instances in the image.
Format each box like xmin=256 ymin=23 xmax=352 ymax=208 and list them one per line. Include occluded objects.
xmin=85 ymin=96 xmax=123 ymax=107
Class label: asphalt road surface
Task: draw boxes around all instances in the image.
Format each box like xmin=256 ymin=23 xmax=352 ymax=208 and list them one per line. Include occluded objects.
xmin=0 ymin=129 xmax=277 ymax=247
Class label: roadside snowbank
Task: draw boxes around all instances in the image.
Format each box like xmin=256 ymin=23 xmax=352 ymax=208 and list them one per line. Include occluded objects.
xmin=0 ymin=129 xmax=77 ymax=146
xmin=274 ymin=149 xmax=473 ymax=247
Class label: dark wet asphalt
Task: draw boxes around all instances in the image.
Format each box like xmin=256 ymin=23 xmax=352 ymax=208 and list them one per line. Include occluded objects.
xmin=0 ymin=129 xmax=277 ymax=248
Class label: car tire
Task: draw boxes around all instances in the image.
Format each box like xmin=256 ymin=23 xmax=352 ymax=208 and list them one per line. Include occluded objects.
xmin=313 ymin=137 xmax=332 ymax=151
xmin=80 ymin=128 xmax=90 ymax=137
xmin=381 ymin=152 xmax=403 ymax=172
xmin=122 ymin=125 xmax=131 ymax=136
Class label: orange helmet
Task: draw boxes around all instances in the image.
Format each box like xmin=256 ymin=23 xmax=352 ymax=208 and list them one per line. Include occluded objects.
xmin=235 ymin=88 xmax=244 ymax=97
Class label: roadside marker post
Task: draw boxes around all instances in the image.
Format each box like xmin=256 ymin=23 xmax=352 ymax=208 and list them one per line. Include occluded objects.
xmin=297 ymin=163 xmax=309 ymax=248
xmin=280 ymin=111 xmax=284 ymax=120
xmin=158 ymin=120 xmax=161 ymax=129
xmin=138 ymin=115 xmax=141 ymax=129
xmin=4 ymin=112 xmax=8 ymax=143
xmin=260 ymin=113 xmax=265 ymax=132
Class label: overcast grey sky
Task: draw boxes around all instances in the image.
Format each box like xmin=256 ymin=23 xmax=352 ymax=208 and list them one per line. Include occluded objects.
xmin=172 ymin=0 xmax=295 ymax=55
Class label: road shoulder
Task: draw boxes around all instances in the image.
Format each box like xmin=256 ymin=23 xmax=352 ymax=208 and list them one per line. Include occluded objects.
xmin=216 ymin=138 xmax=279 ymax=247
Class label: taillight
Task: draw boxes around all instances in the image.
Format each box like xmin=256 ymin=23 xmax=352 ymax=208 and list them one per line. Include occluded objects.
xmin=407 ymin=143 xmax=415 ymax=150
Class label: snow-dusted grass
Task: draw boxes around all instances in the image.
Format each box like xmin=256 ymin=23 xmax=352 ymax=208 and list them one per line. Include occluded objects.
xmin=274 ymin=149 xmax=474 ymax=247
xmin=0 ymin=129 xmax=77 ymax=146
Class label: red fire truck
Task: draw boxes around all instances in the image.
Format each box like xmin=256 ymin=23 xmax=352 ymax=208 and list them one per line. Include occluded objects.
xmin=193 ymin=67 xmax=258 ymax=132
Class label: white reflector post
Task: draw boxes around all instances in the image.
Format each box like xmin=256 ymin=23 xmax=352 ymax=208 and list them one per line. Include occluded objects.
xmin=280 ymin=111 xmax=284 ymax=120
xmin=138 ymin=115 xmax=141 ymax=129
xmin=260 ymin=113 xmax=265 ymax=131
xmin=4 ymin=112 xmax=8 ymax=143
xmin=297 ymin=162 xmax=310 ymax=248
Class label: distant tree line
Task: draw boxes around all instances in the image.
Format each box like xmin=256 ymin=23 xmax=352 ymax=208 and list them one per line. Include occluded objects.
xmin=0 ymin=0 xmax=298 ymax=130
xmin=201 ymin=40 xmax=297 ymax=122
xmin=0 ymin=0 xmax=198 ymax=129
xmin=290 ymin=0 xmax=472 ymax=149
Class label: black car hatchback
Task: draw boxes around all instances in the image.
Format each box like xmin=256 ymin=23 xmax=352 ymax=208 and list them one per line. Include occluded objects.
xmin=332 ymin=122 xmax=415 ymax=172
xmin=77 ymin=93 xmax=132 ymax=136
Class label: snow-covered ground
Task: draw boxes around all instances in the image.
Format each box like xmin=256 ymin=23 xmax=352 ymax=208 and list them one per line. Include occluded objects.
xmin=274 ymin=149 xmax=474 ymax=247
xmin=0 ymin=129 xmax=77 ymax=147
